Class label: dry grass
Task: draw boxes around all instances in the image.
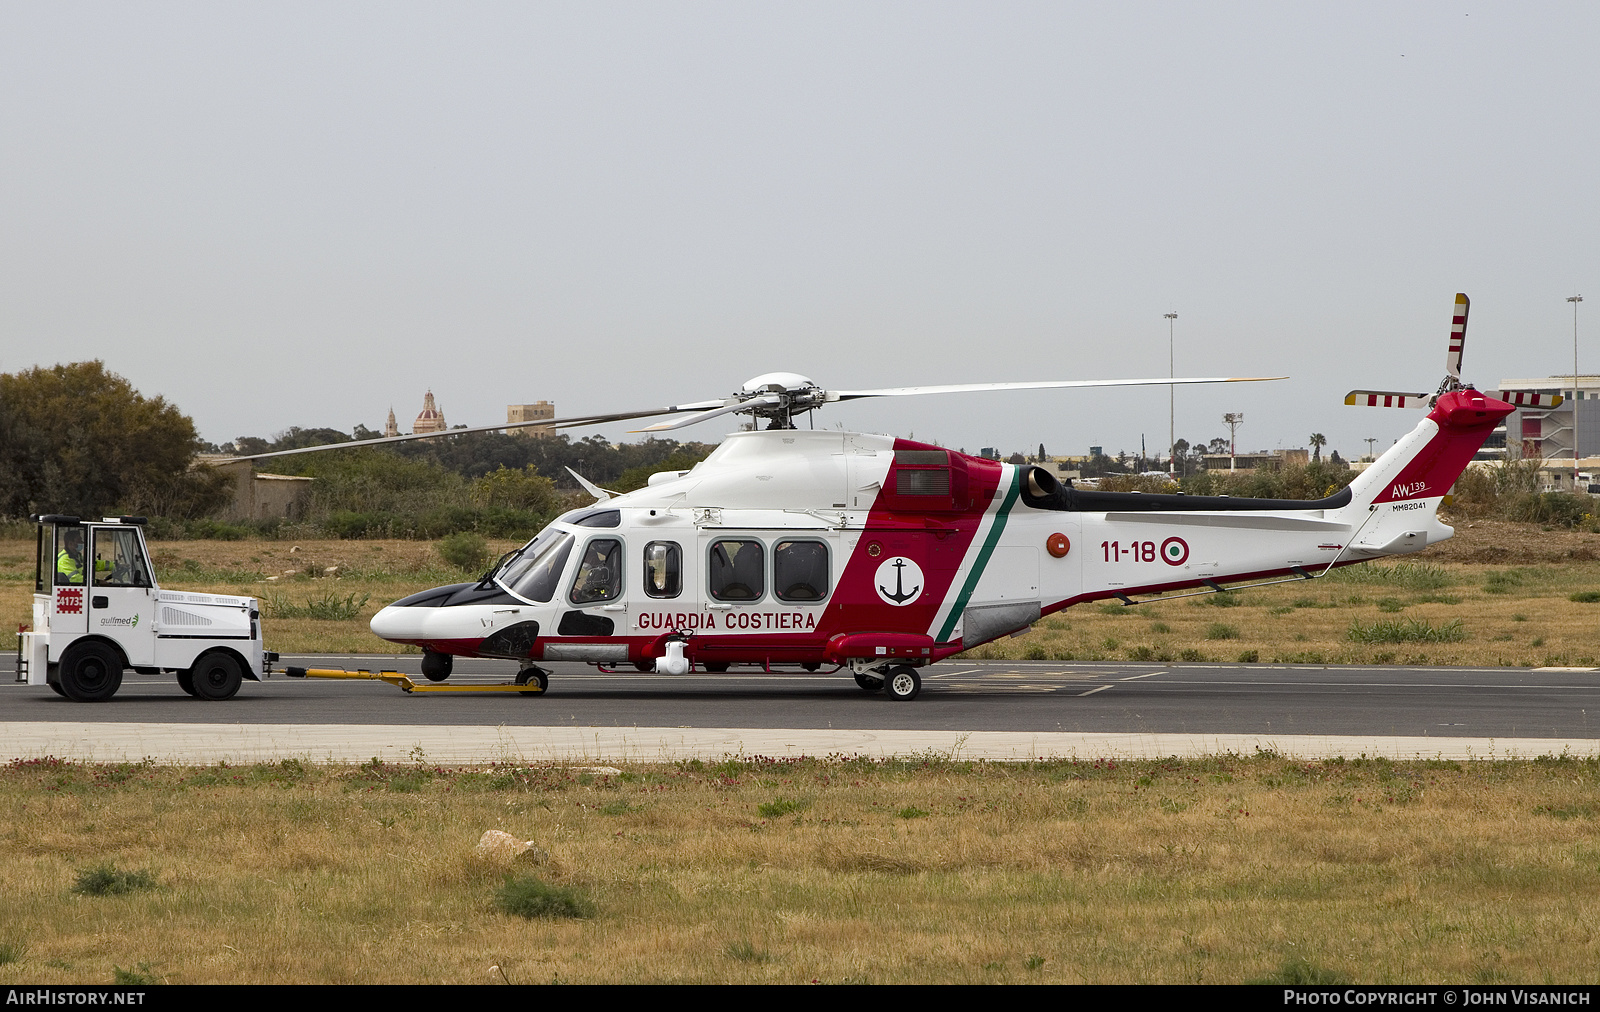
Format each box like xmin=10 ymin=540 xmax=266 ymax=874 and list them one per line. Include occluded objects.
xmin=1 ymin=753 xmax=1598 ymax=984
xmin=982 ymin=556 xmax=1600 ymax=666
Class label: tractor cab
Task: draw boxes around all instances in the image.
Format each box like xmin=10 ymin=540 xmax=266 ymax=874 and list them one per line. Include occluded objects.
xmin=17 ymin=515 xmax=271 ymax=701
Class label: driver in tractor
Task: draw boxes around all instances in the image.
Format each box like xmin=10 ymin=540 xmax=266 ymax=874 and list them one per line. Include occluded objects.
xmin=54 ymin=529 xmax=109 ymax=585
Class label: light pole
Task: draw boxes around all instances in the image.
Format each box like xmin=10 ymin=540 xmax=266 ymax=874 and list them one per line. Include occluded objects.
xmin=1364 ymin=438 xmax=1377 ymax=462
xmin=1222 ymin=412 xmax=1244 ymax=471
xmin=1570 ymin=295 xmax=1584 ymax=488
xmin=1165 ymin=312 xmax=1177 ymax=474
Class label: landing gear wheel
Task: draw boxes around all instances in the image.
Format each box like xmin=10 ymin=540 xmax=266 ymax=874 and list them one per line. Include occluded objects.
xmin=853 ymin=672 xmax=884 ymax=692
xmin=883 ymin=666 xmax=921 ymax=701
xmin=703 ymin=662 xmax=730 ymax=672
xmin=57 ymin=642 xmax=124 ymax=702
xmin=515 ymin=666 xmax=549 ymax=696
xmin=177 ymin=669 xmax=197 ymax=696
xmin=802 ymin=662 xmax=821 ymax=672
xmin=188 ymin=651 xmax=242 ymax=701
xmin=420 ymin=651 xmax=453 ymax=682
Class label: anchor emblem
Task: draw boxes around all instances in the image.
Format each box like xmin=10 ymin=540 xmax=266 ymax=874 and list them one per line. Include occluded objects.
xmin=874 ymin=556 xmax=924 ymax=607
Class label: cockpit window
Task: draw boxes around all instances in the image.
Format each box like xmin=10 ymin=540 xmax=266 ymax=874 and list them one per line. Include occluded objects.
xmin=570 ymin=538 xmax=623 ymax=605
xmin=499 ymin=532 xmax=575 ymax=603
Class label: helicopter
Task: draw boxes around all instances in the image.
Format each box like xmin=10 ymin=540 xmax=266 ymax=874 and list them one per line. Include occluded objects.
xmin=244 ymin=296 xmax=1533 ymax=701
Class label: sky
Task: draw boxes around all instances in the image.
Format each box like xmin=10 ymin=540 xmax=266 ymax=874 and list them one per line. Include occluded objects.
xmin=2 ymin=2 xmax=1596 ymax=463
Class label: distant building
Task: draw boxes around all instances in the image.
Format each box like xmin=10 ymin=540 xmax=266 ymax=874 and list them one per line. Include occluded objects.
xmin=1201 ymin=447 xmax=1309 ymax=471
xmin=195 ymin=456 xmax=313 ymax=522
xmin=384 ymin=407 xmax=399 ymax=438
xmin=1495 ymin=376 xmax=1600 ymax=462
xmin=506 ymin=400 xmax=556 ymax=436
xmin=413 ymin=391 xmax=446 ymax=434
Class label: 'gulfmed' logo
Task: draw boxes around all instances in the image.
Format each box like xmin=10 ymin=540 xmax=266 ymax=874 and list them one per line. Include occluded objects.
xmin=1391 ymin=481 xmax=1428 ymax=499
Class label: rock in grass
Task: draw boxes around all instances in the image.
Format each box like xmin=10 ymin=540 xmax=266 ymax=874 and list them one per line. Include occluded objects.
xmin=475 ymin=829 xmax=548 ymax=865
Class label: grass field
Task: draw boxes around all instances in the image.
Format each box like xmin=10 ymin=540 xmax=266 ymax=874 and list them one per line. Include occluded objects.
xmin=1 ymin=752 xmax=1598 ymax=985
xmin=2 ymin=518 xmax=1597 ymax=665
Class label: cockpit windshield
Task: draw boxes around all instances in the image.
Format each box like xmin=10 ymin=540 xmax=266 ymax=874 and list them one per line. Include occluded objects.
xmin=496 ymin=531 xmax=576 ymax=603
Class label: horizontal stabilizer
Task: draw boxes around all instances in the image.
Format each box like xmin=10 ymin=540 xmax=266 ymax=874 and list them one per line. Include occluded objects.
xmin=1344 ymin=390 xmax=1429 ymax=408
xmin=1499 ymin=390 xmax=1565 ymax=408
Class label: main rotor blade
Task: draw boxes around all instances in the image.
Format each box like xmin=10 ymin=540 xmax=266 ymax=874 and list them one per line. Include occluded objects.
xmin=633 ymin=394 xmax=784 ymax=432
xmin=830 ymin=376 xmax=1286 ymax=400
xmin=220 ymin=401 xmax=731 ymax=461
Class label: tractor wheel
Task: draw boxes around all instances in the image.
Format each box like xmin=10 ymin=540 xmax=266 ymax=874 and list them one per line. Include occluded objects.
xmin=189 ymin=651 xmax=243 ymax=701
xmin=883 ymin=666 xmax=922 ymax=702
xmin=177 ymin=669 xmax=198 ymax=696
xmin=57 ymin=642 xmax=124 ymax=702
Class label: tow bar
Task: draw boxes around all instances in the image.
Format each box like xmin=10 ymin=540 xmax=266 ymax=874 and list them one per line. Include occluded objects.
xmin=285 ymin=666 xmax=545 ymax=695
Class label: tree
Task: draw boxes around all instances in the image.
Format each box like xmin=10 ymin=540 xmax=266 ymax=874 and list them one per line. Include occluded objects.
xmin=1309 ymin=433 xmax=1326 ymax=463
xmin=0 ymin=361 xmax=205 ymax=518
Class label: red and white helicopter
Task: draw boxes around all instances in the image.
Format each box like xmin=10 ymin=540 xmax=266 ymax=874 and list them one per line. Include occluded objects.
xmin=255 ymin=295 xmax=1537 ymax=700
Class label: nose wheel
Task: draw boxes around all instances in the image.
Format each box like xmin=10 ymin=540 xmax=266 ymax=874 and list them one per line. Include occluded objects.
xmin=515 ymin=666 xmax=549 ymax=696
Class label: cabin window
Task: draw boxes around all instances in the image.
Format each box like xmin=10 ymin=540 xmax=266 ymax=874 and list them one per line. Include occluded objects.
xmin=708 ymin=539 xmax=764 ymax=602
xmin=643 ymin=541 xmax=681 ymax=599
xmin=774 ymin=540 xmax=829 ymax=602
xmin=502 ymin=532 xmax=574 ymax=603
xmin=570 ymin=539 xmax=623 ymax=605
xmin=91 ymin=528 xmax=151 ymax=588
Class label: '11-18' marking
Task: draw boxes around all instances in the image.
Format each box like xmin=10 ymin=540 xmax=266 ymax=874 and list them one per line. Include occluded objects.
xmin=1102 ymin=541 xmax=1157 ymax=563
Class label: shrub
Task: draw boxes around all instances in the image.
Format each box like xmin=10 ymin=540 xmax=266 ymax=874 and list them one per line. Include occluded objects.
xmin=1348 ymin=618 xmax=1466 ymax=644
xmin=1205 ymin=623 xmax=1240 ymax=640
xmin=72 ymin=865 xmax=157 ymax=896
xmin=438 ymin=531 xmax=491 ymax=573
xmin=758 ymin=797 xmax=807 ymax=818
xmin=494 ymin=876 xmax=593 ymax=919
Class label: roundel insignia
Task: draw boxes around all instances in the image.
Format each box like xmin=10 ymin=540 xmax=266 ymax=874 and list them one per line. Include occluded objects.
xmin=1046 ymin=533 xmax=1070 ymax=558
xmin=1160 ymin=536 xmax=1189 ymax=566
xmin=874 ymin=556 xmax=925 ymax=607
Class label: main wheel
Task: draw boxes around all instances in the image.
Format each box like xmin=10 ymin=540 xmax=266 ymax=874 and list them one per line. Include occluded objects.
xmin=420 ymin=651 xmax=453 ymax=681
xmin=57 ymin=642 xmax=124 ymax=702
xmin=188 ymin=651 xmax=243 ymax=701
xmin=853 ymin=671 xmax=884 ymax=692
xmin=176 ymin=669 xmax=197 ymax=696
xmin=515 ymin=666 xmax=549 ymax=696
xmin=883 ymin=666 xmax=922 ymax=701
xmin=703 ymin=661 xmax=730 ymax=672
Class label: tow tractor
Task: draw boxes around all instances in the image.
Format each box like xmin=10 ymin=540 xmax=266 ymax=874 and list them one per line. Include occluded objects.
xmin=15 ymin=514 xmax=277 ymax=701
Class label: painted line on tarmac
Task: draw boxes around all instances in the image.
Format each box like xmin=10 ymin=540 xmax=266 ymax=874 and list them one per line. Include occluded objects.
xmin=6 ymin=722 xmax=1596 ymax=764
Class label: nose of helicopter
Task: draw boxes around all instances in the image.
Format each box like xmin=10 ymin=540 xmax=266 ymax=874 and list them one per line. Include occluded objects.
xmin=369 ymin=602 xmax=422 ymax=641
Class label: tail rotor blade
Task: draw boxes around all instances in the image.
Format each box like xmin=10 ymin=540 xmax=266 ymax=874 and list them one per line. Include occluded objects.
xmin=1344 ymin=390 xmax=1430 ymax=408
xmin=1447 ymin=293 xmax=1469 ymax=382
